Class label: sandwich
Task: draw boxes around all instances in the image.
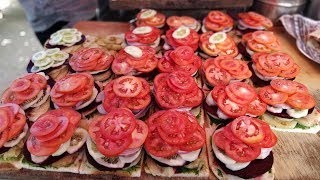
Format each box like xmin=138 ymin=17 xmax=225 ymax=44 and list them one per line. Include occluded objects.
xmin=69 ymin=48 xmax=114 ymax=84
xmin=95 ymin=76 xmax=151 ymax=119
xmin=237 ymin=12 xmax=273 ymax=33
xmin=21 ymin=108 xmax=87 ymax=173
xmin=164 ymin=26 xmax=199 ymax=51
xmin=259 ymin=79 xmax=320 ymax=133
xmin=157 ymin=46 xmax=201 ymax=76
xmin=208 ymin=116 xmax=277 ymax=179
xmin=111 ymin=45 xmax=158 ymax=78
xmin=199 ymin=32 xmax=239 ymax=59
xmin=0 ymin=103 xmax=28 ymax=170
xmin=249 ymin=52 xmax=300 ymax=87
xmin=166 ymin=16 xmax=201 ymax=32
xmin=1 ymin=73 xmax=51 ymax=122
xmin=144 ymin=109 xmax=209 ymax=177
xmin=202 ymin=11 xmax=234 ymax=33
xmin=125 ymin=26 xmax=161 ymax=52
xmin=135 ymin=9 xmax=166 ymax=28
xmin=79 ymin=108 xmax=147 ymax=177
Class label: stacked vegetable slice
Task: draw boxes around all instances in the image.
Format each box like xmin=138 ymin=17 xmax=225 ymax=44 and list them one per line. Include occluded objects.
xmin=165 ymin=26 xmax=199 ymax=51
xmin=125 ymin=26 xmax=161 ymax=47
xmin=238 ymin=12 xmax=273 ymax=30
xmin=166 ymin=16 xmax=200 ymax=31
xmin=243 ymin=31 xmax=281 ymax=55
xmin=46 ymin=28 xmax=84 ymax=48
xmin=136 ymin=9 xmax=166 ymax=28
xmin=203 ymin=11 xmax=234 ymax=32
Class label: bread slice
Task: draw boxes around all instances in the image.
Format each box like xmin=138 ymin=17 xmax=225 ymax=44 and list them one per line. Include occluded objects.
xmin=0 ymin=141 xmax=25 ymax=170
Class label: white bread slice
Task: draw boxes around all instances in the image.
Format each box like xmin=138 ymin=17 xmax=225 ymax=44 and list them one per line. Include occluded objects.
xmin=0 ymin=140 xmax=25 ymax=170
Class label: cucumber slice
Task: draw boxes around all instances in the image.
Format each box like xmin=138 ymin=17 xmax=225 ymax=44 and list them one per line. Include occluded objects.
xmin=262 ymin=114 xmax=297 ymax=129
xmin=124 ymin=46 xmax=143 ymax=58
xmin=62 ymin=35 xmax=77 ymax=44
xmin=172 ymin=26 xmax=190 ymax=39
xmin=32 ymin=51 xmax=47 ymax=62
xmin=139 ymin=9 xmax=157 ymax=19
xmin=45 ymin=48 xmax=60 ymax=56
xmin=49 ymin=34 xmax=63 ymax=45
xmin=209 ymin=32 xmax=227 ymax=44
xmin=51 ymin=51 xmax=69 ymax=62
xmin=33 ymin=57 xmax=53 ymax=67
xmin=133 ymin=26 xmax=152 ymax=34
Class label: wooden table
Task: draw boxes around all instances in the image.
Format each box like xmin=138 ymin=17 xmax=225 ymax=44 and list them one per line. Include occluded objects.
xmin=1 ymin=21 xmax=319 ymax=179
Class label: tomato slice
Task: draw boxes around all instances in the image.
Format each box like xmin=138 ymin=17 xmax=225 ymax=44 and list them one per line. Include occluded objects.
xmin=227 ymin=61 xmax=250 ymax=77
xmin=242 ymin=32 xmax=253 ymax=42
xmin=1 ymin=89 xmax=24 ymax=104
xmin=125 ymin=32 xmax=139 ymax=43
xmin=242 ymin=17 xmax=261 ymax=27
xmin=279 ymin=63 xmax=300 ymax=79
xmin=64 ymin=86 xmax=93 ymax=102
xmin=175 ymin=56 xmax=200 ymax=76
xmin=180 ymin=16 xmax=197 ymax=26
xmin=200 ymin=31 xmax=213 ymax=43
xmin=126 ymin=95 xmax=151 ymax=110
xmin=225 ymin=140 xmax=261 ymax=162
xmin=113 ymin=76 xmax=142 ymax=98
xmin=259 ymin=86 xmax=288 ymax=105
xmin=155 ymin=84 xmax=185 ymax=109
xmin=15 ymin=83 xmax=41 ymax=101
xmin=292 ymin=81 xmax=309 ymax=94
xmin=217 ymin=93 xmax=248 ymax=118
xmin=266 ymin=52 xmax=294 ymax=71
xmin=135 ymin=56 xmax=158 ymax=73
xmin=231 ymin=116 xmax=265 ymax=144
xmin=25 ymin=73 xmax=47 ymax=89
xmin=247 ymin=97 xmax=267 ymax=116
xmin=27 ymin=135 xmax=60 ymax=156
xmin=55 ymin=75 xmax=87 ymax=93
xmin=112 ymin=55 xmax=133 ymax=75
xmin=213 ymin=128 xmax=228 ymax=150
xmin=255 ymin=62 xmax=280 ymax=77
xmin=286 ymin=92 xmax=316 ymax=110
xmin=184 ymin=87 xmax=203 ymax=107
xmin=51 ymin=96 xmax=78 ymax=107
xmin=30 ymin=114 xmax=59 ymax=136
xmin=167 ymin=71 xmax=195 ymax=92
xmin=159 ymin=111 xmax=185 ymax=134
xmin=247 ymin=39 xmax=272 ymax=53
xmin=0 ymin=130 xmax=8 ymax=148
xmin=225 ymin=82 xmax=257 ymax=105
xmin=204 ymin=17 xmax=224 ymax=32
xmin=205 ymin=65 xmax=231 ymax=86
xmin=223 ymin=124 xmax=243 ymax=144
xmin=211 ymin=85 xmax=226 ymax=101
xmin=219 ymin=58 xmax=240 ymax=71
xmin=36 ymin=116 xmax=69 ymax=142
xmin=99 ymin=108 xmax=136 ymax=140
xmin=158 ymin=56 xmax=175 ymax=73
xmin=178 ymin=126 xmax=205 ymax=151
xmin=10 ymin=79 xmax=31 ymax=92
xmin=170 ymin=46 xmax=194 ymax=66
xmin=266 ymin=40 xmax=281 ymax=51
xmin=0 ymin=109 xmax=10 ymax=133
xmin=144 ymin=129 xmax=178 ymax=158
xmin=46 ymin=108 xmax=81 ymax=126
xmin=41 ymin=123 xmax=75 ymax=147
xmin=200 ymin=41 xmax=221 ymax=56
xmin=250 ymin=121 xmax=277 ymax=148
xmin=153 ymin=73 xmax=168 ymax=90
xmin=252 ymin=31 xmax=276 ymax=44
xmin=144 ymin=13 xmax=166 ymax=27
xmin=7 ymin=113 xmax=26 ymax=140
xmin=102 ymin=92 xmax=128 ymax=113
xmin=270 ymin=79 xmax=297 ymax=94
xmin=257 ymin=53 xmax=281 ymax=73
xmin=146 ymin=110 xmax=166 ymax=128
xmin=207 ymin=11 xmax=227 ymax=24
xmin=166 ymin=16 xmax=182 ymax=28
xmin=128 ymin=120 xmax=148 ymax=149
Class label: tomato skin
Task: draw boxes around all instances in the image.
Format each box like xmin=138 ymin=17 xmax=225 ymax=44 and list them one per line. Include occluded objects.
xmin=259 ymin=86 xmax=288 ymax=105
xmin=36 ymin=116 xmax=69 ymax=142
xmin=213 ymin=128 xmax=228 ymax=150
xmin=217 ymin=93 xmax=248 ymax=118
xmin=96 ymin=132 xmax=133 ymax=157
xmin=27 ymin=135 xmax=60 ymax=156
xmin=15 ymin=84 xmax=41 ymax=101
xmin=30 ymin=114 xmax=59 ymax=137
xmin=205 ymin=65 xmax=231 ymax=86
xmin=225 ymin=82 xmax=257 ymax=105
xmin=224 ymin=140 xmax=261 ymax=162
xmin=10 ymin=79 xmax=31 ymax=92
xmin=113 ymin=76 xmax=142 ymax=98
xmin=0 ymin=109 xmax=10 ymax=133
xmin=128 ymin=120 xmax=148 ymax=149
xmin=270 ymin=79 xmax=297 ymax=94
xmin=250 ymin=121 xmax=277 ymax=148
xmin=286 ymin=92 xmax=316 ymax=110
xmin=7 ymin=113 xmax=26 ymax=140
xmin=0 ymin=130 xmax=8 ymax=148
xmin=247 ymin=97 xmax=267 ymax=116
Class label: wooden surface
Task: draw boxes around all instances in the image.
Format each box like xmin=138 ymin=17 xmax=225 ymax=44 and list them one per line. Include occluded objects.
xmin=109 ymin=0 xmax=253 ymax=10
xmin=1 ymin=22 xmax=319 ymax=179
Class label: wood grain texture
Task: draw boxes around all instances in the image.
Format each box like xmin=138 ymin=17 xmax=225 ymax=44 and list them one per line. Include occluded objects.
xmin=109 ymin=0 xmax=253 ymax=10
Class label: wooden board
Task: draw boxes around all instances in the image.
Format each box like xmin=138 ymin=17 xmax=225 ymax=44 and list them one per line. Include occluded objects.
xmin=109 ymin=0 xmax=253 ymax=10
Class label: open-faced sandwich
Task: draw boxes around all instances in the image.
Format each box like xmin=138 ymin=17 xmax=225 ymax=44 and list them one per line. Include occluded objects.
xmin=208 ymin=116 xmax=277 ymax=179
xmin=1 ymin=73 xmax=51 ymax=122
xmin=199 ymin=32 xmax=239 ymax=59
xmin=153 ymin=71 xmax=203 ymax=110
xmin=96 ymin=76 xmax=151 ymax=119
xmin=237 ymin=12 xmax=273 ymax=33
xmin=45 ymin=28 xmax=86 ymax=54
xmin=157 ymin=46 xmax=201 ymax=76
xmin=202 ymin=56 xmax=252 ymax=90
xmin=164 ymin=26 xmax=199 ymax=51
xmin=69 ymin=48 xmax=114 ymax=84
xmin=166 ymin=16 xmax=201 ymax=32
xmin=135 ymin=9 xmax=166 ymax=28
xmin=125 ymin=26 xmax=161 ymax=51
xmin=202 ymin=10 xmax=234 ymax=33
xmin=239 ymin=31 xmax=281 ymax=58
xmin=22 ymin=108 xmax=87 ymax=173
xmin=249 ymin=52 xmax=300 ymax=87
xmin=0 ymin=103 xmax=27 ymax=170
xmin=259 ymin=79 xmax=320 ymax=133
xmin=79 ymin=108 xmax=147 ymax=177
xmin=204 ymin=82 xmax=266 ymax=122
xmin=144 ymin=109 xmax=209 ymax=177
xmin=50 ymin=72 xmax=98 ymax=117
xmin=111 ymin=46 xmax=158 ymax=78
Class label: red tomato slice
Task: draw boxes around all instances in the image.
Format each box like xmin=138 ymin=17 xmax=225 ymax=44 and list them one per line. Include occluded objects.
xmin=94 ymin=53 xmax=114 ymax=71
xmin=135 ymin=78 xmax=150 ymax=98
xmin=227 ymin=61 xmax=250 ymax=76
xmin=286 ymin=92 xmax=316 ymax=110
xmin=144 ymin=13 xmax=166 ymax=27
xmin=205 ymin=65 xmax=231 ymax=86
xmin=10 ymin=79 xmax=31 ymax=92
xmin=15 ymin=83 xmax=41 ymax=101
xmin=88 ymin=116 xmax=103 ymax=140
xmin=266 ymin=52 xmax=294 ymax=71
xmin=155 ymin=84 xmax=185 ymax=109
xmin=178 ymin=126 xmax=205 ymax=151
xmin=231 ymin=116 xmax=265 ymax=144
xmin=111 ymin=55 xmax=133 ymax=75
xmin=255 ymin=62 xmax=280 ymax=77
xmin=247 ymin=97 xmax=267 ymax=116
xmin=102 ymin=92 xmax=128 ymax=113
xmin=279 ymin=63 xmax=300 ymax=79
xmin=207 ymin=11 xmax=227 ymax=24
xmin=259 ymin=86 xmax=288 ymax=105
xmin=126 ymin=95 xmax=151 ymax=110
xmin=200 ymin=41 xmax=221 ymax=56
xmin=158 ymin=111 xmax=185 ymax=134
xmin=99 ymin=108 xmax=136 ymax=140
xmin=167 ymin=71 xmax=195 ymax=91
xmin=248 ymin=12 xmax=273 ymax=28
xmin=36 ymin=116 xmax=69 ymax=142
xmin=184 ymin=88 xmax=203 ymax=108
xmin=125 ymin=32 xmax=139 ymax=43
xmin=211 ymin=85 xmax=226 ymax=101
xmin=154 ymin=73 xmax=168 ymax=90
xmin=217 ymin=93 xmax=248 ymax=118
xmin=257 ymin=53 xmax=281 ymax=73
xmin=219 ymin=58 xmax=240 ymax=71
xmin=270 ymin=79 xmax=297 ymax=94
xmin=113 ymin=76 xmax=142 ymax=98
xmin=0 ymin=130 xmax=8 ymax=148
xmin=128 ymin=120 xmax=148 ymax=149
xmin=24 ymin=73 xmax=47 ymax=89
xmin=200 ymin=32 xmax=213 ymax=43
xmin=225 ymin=140 xmax=261 ymax=162
xmin=27 ymin=135 xmax=60 ymax=156
xmin=51 ymin=96 xmax=78 ymax=107
xmin=252 ymin=31 xmax=276 ymax=44
xmin=55 ymin=75 xmax=87 ymax=93
xmin=242 ymin=32 xmax=253 ymax=43
xmin=146 ymin=110 xmax=166 ymax=128
xmin=64 ymin=86 xmax=93 ymax=102
xmin=247 ymin=40 xmax=271 ymax=53
xmin=144 ymin=129 xmax=178 ymax=158
xmin=170 ymin=46 xmax=195 ymax=66
xmin=135 ymin=57 xmax=158 ymax=73
xmin=266 ymin=40 xmax=281 ymax=51
xmin=30 ymin=114 xmax=59 ymax=136
xmin=40 ymin=123 xmax=75 ymax=147
xmin=166 ymin=16 xmax=182 ymax=28
xmin=7 ymin=113 xmax=26 ymax=140
xmin=0 ymin=109 xmax=9 ymax=133
xmin=204 ymin=18 xmax=224 ymax=32
xmin=225 ymin=82 xmax=257 ymax=105
xmin=223 ymin=124 xmax=243 ymax=144
xmin=180 ymin=16 xmax=197 ymax=26
xmin=175 ymin=56 xmax=200 ymax=76
xmin=1 ymin=89 xmax=24 ymax=104
xmin=292 ymin=81 xmax=309 ymax=94
xmin=216 ymin=37 xmax=234 ymax=50
xmin=213 ymin=128 xmax=229 ymax=150
xmin=242 ymin=17 xmax=261 ymax=27
xmin=46 ymin=108 xmax=81 ymax=126
xmin=158 ymin=56 xmax=175 ymax=73
xmin=250 ymin=121 xmax=277 ymax=148
xmin=220 ymin=45 xmax=239 ymax=57
xmin=203 ymin=58 xmax=216 ymax=71
xmin=96 ymin=132 xmax=133 ymax=157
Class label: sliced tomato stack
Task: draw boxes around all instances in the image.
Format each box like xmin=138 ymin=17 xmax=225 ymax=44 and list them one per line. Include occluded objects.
xmin=157 ymin=46 xmax=201 ymax=76
xmin=251 ymin=52 xmax=300 ymax=79
xmin=0 ymin=103 xmax=27 ymax=148
xmin=165 ymin=27 xmax=199 ymax=51
xmin=203 ymin=56 xmax=252 ymax=87
xmin=166 ymin=16 xmax=199 ymax=31
xmin=200 ymin=32 xmax=239 ymax=57
xmin=2 ymin=73 xmax=47 ymax=106
xmin=145 ymin=110 xmax=205 ymax=158
xmin=208 ymin=82 xmax=267 ymax=118
xmin=69 ymin=48 xmax=114 ymax=72
xmin=243 ymin=31 xmax=281 ymax=53
xmin=213 ymin=116 xmax=277 ymax=162
xmin=203 ymin=11 xmax=234 ymax=32
xmin=154 ymin=71 xmax=203 ymax=109
xmin=136 ymin=9 xmax=166 ymax=28
xmin=238 ymin=12 xmax=273 ymax=29
xmin=259 ymin=79 xmax=316 ymax=110
xmin=27 ymin=108 xmax=81 ymax=156
xmin=50 ymin=72 xmax=95 ymax=108
xmin=88 ymin=108 xmax=148 ymax=157
xmin=112 ymin=46 xmax=158 ymax=75
xmin=125 ymin=26 xmax=160 ymax=46
xmin=101 ymin=76 xmax=151 ymax=114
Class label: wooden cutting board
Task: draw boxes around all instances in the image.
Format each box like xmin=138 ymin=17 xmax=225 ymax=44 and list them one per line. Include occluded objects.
xmin=1 ymin=21 xmax=318 ymax=179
